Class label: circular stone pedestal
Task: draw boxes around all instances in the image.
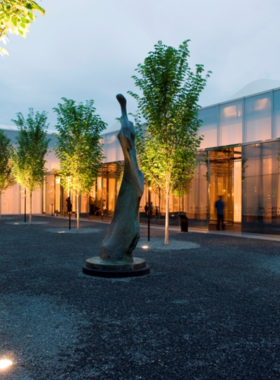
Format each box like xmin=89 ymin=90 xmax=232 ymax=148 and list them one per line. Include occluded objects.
xmin=82 ymin=257 xmax=150 ymax=278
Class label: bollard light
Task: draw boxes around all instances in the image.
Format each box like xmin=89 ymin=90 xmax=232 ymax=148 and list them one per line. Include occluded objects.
xmin=0 ymin=359 xmax=13 ymax=370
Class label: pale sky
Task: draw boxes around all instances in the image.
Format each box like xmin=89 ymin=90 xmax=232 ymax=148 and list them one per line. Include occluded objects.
xmin=1 ymin=0 xmax=280 ymax=131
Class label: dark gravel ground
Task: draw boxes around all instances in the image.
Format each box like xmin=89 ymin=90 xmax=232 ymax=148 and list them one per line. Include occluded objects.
xmin=1 ymin=216 xmax=280 ymax=379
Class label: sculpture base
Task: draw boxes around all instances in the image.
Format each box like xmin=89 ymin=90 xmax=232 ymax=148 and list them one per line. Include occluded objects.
xmin=82 ymin=257 xmax=150 ymax=278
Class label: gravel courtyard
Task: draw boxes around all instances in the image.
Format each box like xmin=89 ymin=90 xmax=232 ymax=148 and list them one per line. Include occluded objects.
xmin=1 ymin=216 xmax=280 ymax=379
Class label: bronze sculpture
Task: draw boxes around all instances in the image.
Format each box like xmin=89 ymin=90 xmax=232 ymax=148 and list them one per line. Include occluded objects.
xmin=83 ymin=94 xmax=150 ymax=277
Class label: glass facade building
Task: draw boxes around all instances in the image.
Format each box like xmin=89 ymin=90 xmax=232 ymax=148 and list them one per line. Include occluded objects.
xmin=2 ymin=87 xmax=280 ymax=235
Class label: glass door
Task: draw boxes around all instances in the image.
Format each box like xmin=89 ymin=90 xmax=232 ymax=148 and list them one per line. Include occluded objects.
xmin=209 ymin=147 xmax=241 ymax=231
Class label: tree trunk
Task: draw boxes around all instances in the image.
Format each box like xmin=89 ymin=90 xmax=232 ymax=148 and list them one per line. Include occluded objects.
xmin=159 ymin=188 xmax=161 ymax=219
xmin=165 ymin=191 xmax=169 ymax=245
xmin=29 ymin=191 xmax=32 ymax=223
xmin=77 ymin=192 xmax=80 ymax=230
xmin=24 ymin=188 xmax=26 ymax=223
xmin=179 ymin=195 xmax=181 ymax=215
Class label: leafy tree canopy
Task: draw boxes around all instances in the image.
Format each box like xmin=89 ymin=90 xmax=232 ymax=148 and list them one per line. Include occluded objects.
xmin=11 ymin=108 xmax=50 ymax=193
xmin=0 ymin=0 xmax=45 ymax=56
xmin=53 ymin=97 xmax=107 ymax=230
xmin=128 ymin=40 xmax=211 ymax=244
xmin=129 ymin=40 xmax=211 ymax=194
xmin=53 ymin=97 xmax=107 ymax=196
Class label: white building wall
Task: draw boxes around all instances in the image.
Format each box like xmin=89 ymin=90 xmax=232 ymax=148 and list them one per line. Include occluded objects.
xmin=1 ymin=184 xmax=42 ymax=215
xmin=2 ymin=86 xmax=280 ymax=214
xmin=0 ymin=131 xmax=57 ymax=215
xmin=101 ymin=88 xmax=280 ymax=159
xmin=198 ymin=87 xmax=280 ymax=149
xmin=102 ymin=131 xmax=124 ymax=163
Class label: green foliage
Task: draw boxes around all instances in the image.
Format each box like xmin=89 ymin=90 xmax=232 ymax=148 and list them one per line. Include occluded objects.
xmin=53 ymin=98 xmax=107 ymax=196
xmin=0 ymin=0 xmax=45 ymax=56
xmin=11 ymin=108 xmax=50 ymax=192
xmin=173 ymin=177 xmax=192 ymax=198
xmin=129 ymin=40 xmax=211 ymax=197
xmin=0 ymin=129 xmax=14 ymax=194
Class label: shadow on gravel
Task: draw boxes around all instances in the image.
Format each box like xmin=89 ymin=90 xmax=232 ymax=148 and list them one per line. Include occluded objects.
xmin=1 ymin=216 xmax=280 ymax=379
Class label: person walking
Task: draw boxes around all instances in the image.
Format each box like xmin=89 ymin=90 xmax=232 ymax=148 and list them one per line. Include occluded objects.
xmin=215 ymin=195 xmax=225 ymax=230
xmin=66 ymin=196 xmax=72 ymax=214
xmin=155 ymin=206 xmax=159 ymax=218
xmin=144 ymin=202 xmax=149 ymax=217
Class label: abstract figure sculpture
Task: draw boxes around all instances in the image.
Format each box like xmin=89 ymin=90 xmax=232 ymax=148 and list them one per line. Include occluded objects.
xmin=100 ymin=94 xmax=144 ymax=262
xmin=83 ymin=94 xmax=150 ymax=277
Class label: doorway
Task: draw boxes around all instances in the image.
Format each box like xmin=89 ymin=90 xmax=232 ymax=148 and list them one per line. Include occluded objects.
xmin=209 ymin=147 xmax=242 ymax=231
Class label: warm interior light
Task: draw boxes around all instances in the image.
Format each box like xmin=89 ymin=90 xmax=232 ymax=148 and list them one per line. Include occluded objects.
xmin=0 ymin=359 xmax=13 ymax=369
xmin=142 ymin=245 xmax=149 ymax=249
xmin=223 ymin=105 xmax=237 ymax=118
xmin=148 ymin=187 xmax=152 ymax=191
xmin=55 ymin=177 xmax=60 ymax=184
xmin=254 ymin=98 xmax=268 ymax=111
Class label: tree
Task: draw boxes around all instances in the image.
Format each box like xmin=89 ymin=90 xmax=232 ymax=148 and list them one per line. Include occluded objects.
xmin=11 ymin=109 xmax=50 ymax=222
xmin=0 ymin=130 xmax=14 ymax=218
xmin=0 ymin=0 xmax=45 ymax=56
xmin=53 ymin=98 xmax=107 ymax=230
xmin=129 ymin=40 xmax=211 ymax=245
xmin=173 ymin=176 xmax=192 ymax=215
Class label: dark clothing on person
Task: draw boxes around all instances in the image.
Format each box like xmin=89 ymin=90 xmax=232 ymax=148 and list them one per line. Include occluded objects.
xmin=215 ymin=199 xmax=224 ymax=215
xmin=144 ymin=203 xmax=148 ymax=216
xmin=215 ymin=198 xmax=225 ymax=230
xmin=155 ymin=206 xmax=159 ymax=217
xmin=217 ymin=214 xmax=225 ymax=230
xmin=66 ymin=197 xmax=72 ymax=213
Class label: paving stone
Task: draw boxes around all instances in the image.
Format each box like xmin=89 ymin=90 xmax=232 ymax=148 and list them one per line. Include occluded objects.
xmin=0 ymin=216 xmax=280 ymax=379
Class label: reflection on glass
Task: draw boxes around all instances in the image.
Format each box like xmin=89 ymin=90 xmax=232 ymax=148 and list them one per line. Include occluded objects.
xmin=184 ymin=151 xmax=208 ymax=228
xmin=198 ymin=106 xmax=218 ymax=149
xmin=244 ymin=93 xmax=272 ymax=142
xmin=209 ymin=149 xmax=234 ymax=226
xmin=220 ymin=101 xmax=242 ymax=145
xmin=45 ymin=174 xmax=54 ymax=215
xmin=103 ymin=132 xmax=124 ymax=163
xmin=234 ymin=160 xmax=242 ymax=222
xmin=55 ymin=177 xmax=61 ymax=213
xmin=273 ymin=90 xmax=280 ymax=138
xmin=242 ymin=141 xmax=280 ymax=234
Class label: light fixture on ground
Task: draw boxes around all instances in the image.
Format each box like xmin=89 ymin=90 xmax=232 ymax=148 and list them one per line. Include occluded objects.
xmin=0 ymin=359 xmax=13 ymax=370
xmin=142 ymin=245 xmax=149 ymax=249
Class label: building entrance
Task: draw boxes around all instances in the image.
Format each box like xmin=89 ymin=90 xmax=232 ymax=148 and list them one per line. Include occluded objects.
xmin=209 ymin=147 xmax=242 ymax=231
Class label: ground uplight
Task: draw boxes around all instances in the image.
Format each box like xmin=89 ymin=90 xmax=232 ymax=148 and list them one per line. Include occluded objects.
xmin=58 ymin=231 xmax=65 ymax=234
xmin=0 ymin=359 xmax=13 ymax=370
xmin=142 ymin=245 xmax=149 ymax=249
